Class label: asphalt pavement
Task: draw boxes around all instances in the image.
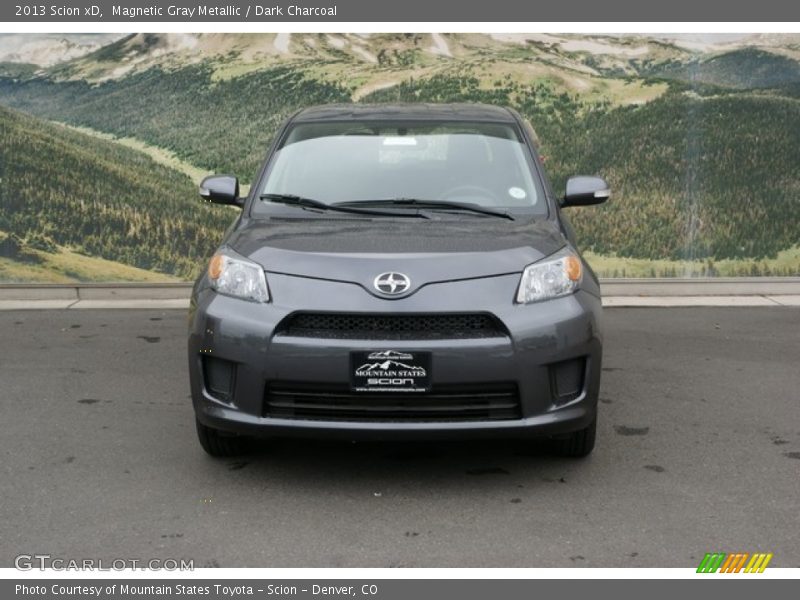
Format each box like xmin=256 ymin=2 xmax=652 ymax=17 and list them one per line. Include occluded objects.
xmin=1 ymin=307 xmax=799 ymax=568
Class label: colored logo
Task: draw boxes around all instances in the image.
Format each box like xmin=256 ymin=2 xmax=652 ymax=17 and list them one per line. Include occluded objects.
xmin=696 ymin=552 xmax=773 ymax=573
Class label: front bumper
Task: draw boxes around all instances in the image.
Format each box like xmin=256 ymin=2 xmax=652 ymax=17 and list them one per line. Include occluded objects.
xmin=188 ymin=272 xmax=602 ymax=440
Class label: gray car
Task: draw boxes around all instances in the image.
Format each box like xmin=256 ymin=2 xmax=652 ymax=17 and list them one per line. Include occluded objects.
xmin=188 ymin=103 xmax=608 ymax=458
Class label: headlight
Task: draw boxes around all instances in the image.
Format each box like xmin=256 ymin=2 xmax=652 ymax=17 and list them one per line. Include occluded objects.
xmin=207 ymin=251 xmax=270 ymax=303
xmin=516 ymin=249 xmax=582 ymax=304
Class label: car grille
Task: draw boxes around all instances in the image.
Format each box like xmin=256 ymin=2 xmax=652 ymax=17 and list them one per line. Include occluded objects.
xmin=264 ymin=382 xmax=522 ymax=422
xmin=278 ymin=312 xmax=507 ymax=339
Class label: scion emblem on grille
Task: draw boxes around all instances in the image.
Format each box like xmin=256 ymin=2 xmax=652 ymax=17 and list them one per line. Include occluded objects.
xmin=373 ymin=272 xmax=411 ymax=295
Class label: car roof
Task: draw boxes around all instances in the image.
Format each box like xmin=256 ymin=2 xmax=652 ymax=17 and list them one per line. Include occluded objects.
xmin=292 ymin=103 xmax=518 ymax=124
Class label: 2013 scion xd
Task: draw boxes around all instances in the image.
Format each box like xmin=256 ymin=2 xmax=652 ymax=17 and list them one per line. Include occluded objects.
xmin=189 ymin=103 xmax=608 ymax=458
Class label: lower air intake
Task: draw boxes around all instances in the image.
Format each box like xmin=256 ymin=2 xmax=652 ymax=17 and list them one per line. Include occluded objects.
xmin=203 ymin=356 xmax=236 ymax=402
xmin=264 ymin=382 xmax=521 ymax=422
xmin=549 ymin=357 xmax=586 ymax=404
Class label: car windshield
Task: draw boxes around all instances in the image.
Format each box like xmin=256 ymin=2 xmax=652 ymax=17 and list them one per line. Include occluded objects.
xmin=254 ymin=120 xmax=546 ymax=215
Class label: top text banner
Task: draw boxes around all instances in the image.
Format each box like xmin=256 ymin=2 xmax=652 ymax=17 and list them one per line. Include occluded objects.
xmin=3 ymin=0 xmax=800 ymax=23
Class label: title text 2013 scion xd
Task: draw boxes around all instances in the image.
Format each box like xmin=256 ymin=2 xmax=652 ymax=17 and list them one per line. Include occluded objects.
xmin=189 ymin=103 xmax=608 ymax=458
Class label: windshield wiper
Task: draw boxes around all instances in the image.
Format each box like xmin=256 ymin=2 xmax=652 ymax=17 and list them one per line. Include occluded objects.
xmin=259 ymin=193 xmax=429 ymax=218
xmin=334 ymin=198 xmax=515 ymax=221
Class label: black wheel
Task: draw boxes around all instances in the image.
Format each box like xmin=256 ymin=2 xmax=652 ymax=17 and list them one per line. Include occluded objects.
xmin=195 ymin=419 xmax=250 ymax=457
xmin=550 ymin=416 xmax=597 ymax=458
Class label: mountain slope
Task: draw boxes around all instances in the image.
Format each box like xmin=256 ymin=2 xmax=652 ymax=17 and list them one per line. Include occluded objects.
xmin=559 ymin=91 xmax=800 ymax=260
xmin=0 ymin=64 xmax=352 ymax=177
xmin=364 ymin=77 xmax=800 ymax=261
xmin=646 ymin=48 xmax=800 ymax=88
xmin=0 ymin=105 xmax=234 ymax=280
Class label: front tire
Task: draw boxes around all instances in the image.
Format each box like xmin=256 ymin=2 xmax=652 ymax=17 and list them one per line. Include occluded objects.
xmin=550 ymin=416 xmax=597 ymax=458
xmin=195 ymin=419 xmax=250 ymax=457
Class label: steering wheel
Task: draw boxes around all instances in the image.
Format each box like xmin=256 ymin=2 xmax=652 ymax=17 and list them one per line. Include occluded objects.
xmin=438 ymin=184 xmax=497 ymax=204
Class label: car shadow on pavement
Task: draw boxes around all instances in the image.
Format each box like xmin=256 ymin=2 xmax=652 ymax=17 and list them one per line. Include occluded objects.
xmin=210 ymin=436 xmax=585 ymax=489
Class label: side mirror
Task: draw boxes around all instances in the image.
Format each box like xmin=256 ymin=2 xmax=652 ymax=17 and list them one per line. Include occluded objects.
xmin=561 ymin=176 xmax=610 ymax=207
xmin=199 ymin=175 xmax=241 ymax=207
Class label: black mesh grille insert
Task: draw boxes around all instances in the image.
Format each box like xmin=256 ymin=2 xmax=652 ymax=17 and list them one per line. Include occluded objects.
xmin=279 ymin=312 xmax=506 ymax=339
xmin=264 ymin=382 xmax=522 ymax=422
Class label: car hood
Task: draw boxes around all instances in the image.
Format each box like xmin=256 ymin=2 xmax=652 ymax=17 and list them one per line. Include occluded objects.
xmin=227 ymin=217 xmax=566 ymax=296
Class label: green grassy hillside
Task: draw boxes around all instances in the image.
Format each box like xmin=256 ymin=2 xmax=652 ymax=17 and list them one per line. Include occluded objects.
xmin=0 ymin=233 xmax=182 ymax=283
xmin=0 ymin=105 xmax=235 ymax=280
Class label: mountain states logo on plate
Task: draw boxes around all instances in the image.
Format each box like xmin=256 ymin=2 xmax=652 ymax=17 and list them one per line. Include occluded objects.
xmin=352 ymin=350 xmax=432 ymax=392
xmin=356 ymin=350 xmax=426 ymax=374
